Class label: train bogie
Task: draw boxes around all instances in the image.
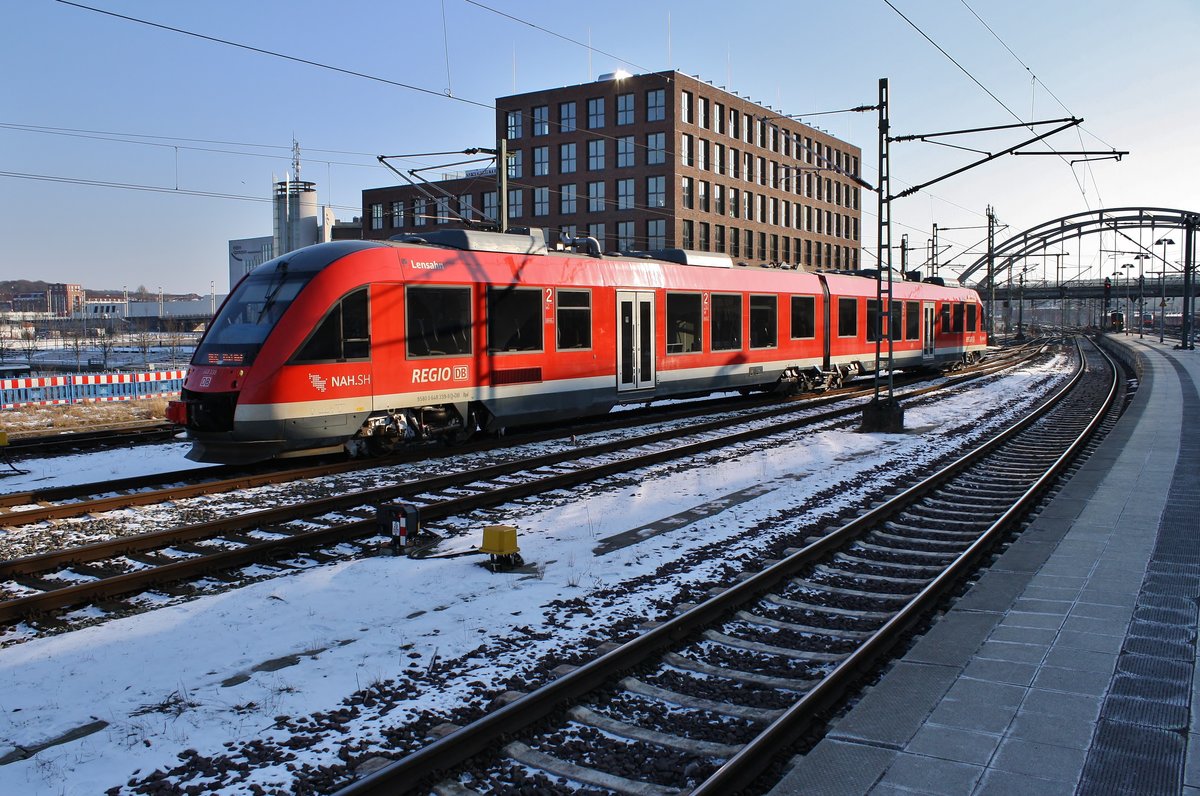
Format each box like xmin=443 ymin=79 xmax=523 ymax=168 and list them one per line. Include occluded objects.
xmin=169 ymin=232 xmax=987 ymax=463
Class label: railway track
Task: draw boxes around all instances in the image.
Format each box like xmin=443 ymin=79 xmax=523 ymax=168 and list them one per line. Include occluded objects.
xmin=330 ymin=335 xmax=1119 ymax=795
xmin=1 ymin=420 xmax=179 ymax=456
xmin=0 ymin=342 xmax=1042 ymax=527
xmin=0 ymin=343 xmax=1056 ymax=635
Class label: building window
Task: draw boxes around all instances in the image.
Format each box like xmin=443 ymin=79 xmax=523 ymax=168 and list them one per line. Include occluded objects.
xmin=681 ymin=219 xmax=693 ymax=248
xmin=617 ymin=136 xmax=635 ymax=168
xmin=560 ymin=223 xmax=577 ymax=239
xmin=711 ymin=294 xmax=742 ymax=351
xmin=560 ymin=184 xmax=577 ymax=214
xmin=532 ymin=105 xmax=549 ymax=136
xmin=488 ymin=287 xmax=542 ymax=353
xmin=482 ymin=191 xmax=498 ymax=222
xmin=745 ymin=190 xmax=753 ymax=221
xmin=560 ymin=142 xmax=577 ymax=173
xmin=681 ymin=177 xmax=693 ymax=210
xmin=729 ymin=109 xmax=739 ymax=140
xmin=713 ymin=143 xmax=724 ymax=175
xmin=647 ymin=132 xmax=665 ymax=165
xmin=533 ymin=146 xmax=549 ymax=176
xmin=698 ymin=221 xmax=710 ymax=251
xmin=617 ymin=220 xmax=635 ymax=250
xmin=730 ymin=147 xmax=740 ymax=178
xmin=697 ymin=139 xmax=708 ymax=171
xmin=617 ymin=93 xmax=634 ymax=125
xmin=666 ymin=293 xmax=702 ymax=354
xmin=647 ymin=176 xmax=665 ymax=208
xmin=714 ymin=103 xmax=724 ymax=135
xmin=390 ymin=201 xmax=403 ymax=228
xmin=646 ymin=88 xmax=665 ymax=122
xmin=588 ymin=139 xmax=605 ymax=170
xmin=370 ymin=203 xmax=383 ymax=230
xmin=681 ymin=90 xmax=693 ymax=124
xmin=588 ymin=223 xmax=605 ymax=248
xmin=714 ymin=184 xmax=724 ymax=215
xmin=714 ymin=224 xmax=725 ymax=253
xmin=413 ymin=198 xmax=427 ymax=227
xmin=458 ymin=194 xmax=473 ymax=222
xmin=681 ymin=133 xmax=694 ymax=167
xmin=617 ymin=178 xmax=634 ymax=210
xmin=559 ymin=101 xmax=576 ymax=132
xmin=729 ymin=187 xmax=739 ymax=218
xmin=587 ymin=180 xmax=605 ymax=212
xmin=506 ymin=110 xmax=522 ymax=139
xmin=647 ymin=219 xmax=665 ymax=248
xmin=698 ymin=180 xmax=709 ymax=212
xmin=533 ymin=186 xmax=549 ymax=216
xmin=744 ymin=228 xmax=754 ymax=259
xmin=587 ymin=97 xmax=604 ymax=128
xmin=698 ymin=97 xmax=709 ymax=129
xmin=436 ymin=197 xmax=450 ymax=223
xmin=507 ymin=188 xmax=523 ymax=219
xmin=508 ymin=149 xmax=523 ymax=178
xmin=556 ymin=289 xmax=591 ymax=349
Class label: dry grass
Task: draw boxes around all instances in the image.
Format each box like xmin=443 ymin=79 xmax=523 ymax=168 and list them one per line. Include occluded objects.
xmin=2 ymin=398 xmax=170 ymax=435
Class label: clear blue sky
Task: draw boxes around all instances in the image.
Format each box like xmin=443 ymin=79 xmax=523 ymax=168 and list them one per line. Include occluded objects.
xmin=3 ymin=0 xmax=1197 ymax=293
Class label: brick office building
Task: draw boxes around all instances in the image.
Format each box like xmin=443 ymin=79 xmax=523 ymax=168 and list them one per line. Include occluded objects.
xmin=362 ymin=70 xmax=863 ymax=270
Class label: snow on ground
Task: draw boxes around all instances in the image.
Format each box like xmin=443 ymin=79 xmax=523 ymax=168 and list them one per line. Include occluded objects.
xmin=0 ymin=356 xmax=1070 ymax=794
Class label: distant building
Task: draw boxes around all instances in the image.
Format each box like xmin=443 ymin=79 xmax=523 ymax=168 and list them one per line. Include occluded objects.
xmin=362 ymin=70 xmax=863 ymax=270
xmin=226 ymin=145 xmax=357 ymax=290
xmin=228 ymin=235 xmax=275 ymax=292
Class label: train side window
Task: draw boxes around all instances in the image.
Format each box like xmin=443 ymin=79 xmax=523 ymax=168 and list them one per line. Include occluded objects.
xmin=406 ymin=286 xmax=472 ymax=357
xmin=556 ymin=289 xmax=591 ymax=350
xmin=666 ymin=293 xmax=703 ymax=354
xmin=940 ymin=303 xmax=951 ymax=333
xmin=890 ymin=301 xmax=902 ymax=341
xmin=866 ymin=300 xmax=881 ymax=342
xmin=952 ymin=302 xmax=965 ymax=333
xmin=790 ymin=295 xmax=816 ymax=339
xmin=837 ymin=297 xmax=858 ymax=337
xmin=750 ymin=295 xmax=777 ymax=348
xmin=905 ymin=301 xmax=920 ymax=340
xmin=293 ymin=287 xmax=371 ymax=363
xmin=488 ymin=287 xmax=543 ymax=353
xmin=966 ymin=303 xmax=977 ymax=332
xmin=711 ymin=294 xmax=742 ymax=351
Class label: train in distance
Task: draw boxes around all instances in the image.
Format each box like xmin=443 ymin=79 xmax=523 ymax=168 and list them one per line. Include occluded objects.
xmin=166 ymin=230 xmax=987 ymax=464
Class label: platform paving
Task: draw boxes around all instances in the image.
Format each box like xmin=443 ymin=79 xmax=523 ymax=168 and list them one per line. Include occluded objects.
xmin=770 ymin=334 xmax=1199 ymax=795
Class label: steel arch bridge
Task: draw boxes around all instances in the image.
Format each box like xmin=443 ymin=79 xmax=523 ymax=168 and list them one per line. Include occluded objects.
xmin=957 ymin=207 xmax=1199 ymax=287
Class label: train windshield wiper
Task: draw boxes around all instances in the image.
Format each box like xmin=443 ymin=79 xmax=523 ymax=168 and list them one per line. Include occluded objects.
xmin=254 ymin=262 xmax=289 ymax=324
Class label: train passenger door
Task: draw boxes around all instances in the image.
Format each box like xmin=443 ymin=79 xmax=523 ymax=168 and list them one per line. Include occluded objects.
xmin=617 ymin=290 xmax=655 ymax=391
xmin=922 ymin=302 xmax=936 ymax=361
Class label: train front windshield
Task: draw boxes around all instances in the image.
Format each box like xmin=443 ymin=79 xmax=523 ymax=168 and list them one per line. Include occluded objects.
xmin=193 ymin=265 xmax=314 ymax=367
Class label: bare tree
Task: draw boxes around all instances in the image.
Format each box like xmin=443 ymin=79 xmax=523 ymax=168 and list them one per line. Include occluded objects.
xmin=20 ymin=329 xmax=39 ymax=371
xmin=65 ymin=325 xmax=86 ymax=373
xmin=96 ymin=325 xmax=117 ymax=370
xmin=135 ymin=327 xmax=155 ymax=368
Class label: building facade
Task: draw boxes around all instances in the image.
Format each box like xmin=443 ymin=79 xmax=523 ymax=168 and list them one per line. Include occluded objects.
xmin=362 ymin=71 xmax=863 ymax=270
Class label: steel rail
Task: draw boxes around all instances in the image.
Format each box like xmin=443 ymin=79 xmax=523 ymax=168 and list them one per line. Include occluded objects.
xmin=331 ymin=339 xmax=1101 ymax=795
xmin=691 ymin=336 xmax=1118 ymax=793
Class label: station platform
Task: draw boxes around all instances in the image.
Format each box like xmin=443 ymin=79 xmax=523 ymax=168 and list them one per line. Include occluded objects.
xmin=771 ymin=333 xmax=1200 ymax=795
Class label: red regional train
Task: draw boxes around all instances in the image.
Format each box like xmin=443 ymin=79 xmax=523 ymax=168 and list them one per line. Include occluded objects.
xmin=167 ymin=230 xmax=987 ymax=463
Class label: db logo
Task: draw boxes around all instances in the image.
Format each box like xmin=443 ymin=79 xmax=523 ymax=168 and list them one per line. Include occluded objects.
xmin=453 ymin=366 xmax=468 ymax=381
